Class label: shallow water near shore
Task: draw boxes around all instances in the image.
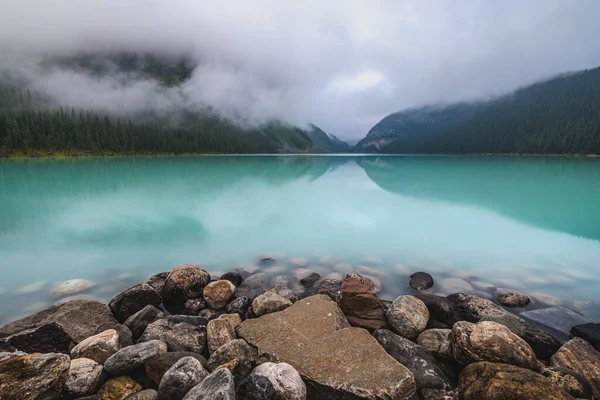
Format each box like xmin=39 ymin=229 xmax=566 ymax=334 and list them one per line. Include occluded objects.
xmin=1 ymin=155 xmax=600 ymax=323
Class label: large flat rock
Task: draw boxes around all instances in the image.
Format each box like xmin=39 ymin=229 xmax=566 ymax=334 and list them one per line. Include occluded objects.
xmin=238 ymin=294 xmax=416 ymax=400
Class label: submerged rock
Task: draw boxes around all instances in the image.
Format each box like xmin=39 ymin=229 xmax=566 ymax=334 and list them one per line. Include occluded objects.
xmin=409 ymin=272 xmax=434 ymax=291
xmin=292 ymin=268 xmax=320 ymax=288
xmin=71 ymin=328 xmax=121 ymax=365
xmin=203 ymin=280 xmax=236 ymax=310
xmin=139 ymin=316 xmax=207 ymax=354
xmin=162 ymin=264 xmax=211 ymax=305
xmin=520 ymin=306 xmax=591 ymax=335
xmin=339 ymin=276 xmax=387 ymax=331
xmin=497 ymin=291 xmax=530 ymax=307
xmin=104 ymin=340 xmax=167 ymax=375
xmin=108 ymin=283 xmax=162 ymax=323
xmin=551 ymin=338 xmax=600 ymax=398
xmin=438 ymin=278 xmax=473 ymax=295
xmin=318 ymin=278 xmax=342 ymax=302
xmin=236 ymin=273 xmax=268 ymax=300
xmin=385 ymin=295 xmax=429 ymax=339
xmin=158 ymin=356 xmax=209 ymax=400
xmin=51 ymin=279 xmax=96 ymax=298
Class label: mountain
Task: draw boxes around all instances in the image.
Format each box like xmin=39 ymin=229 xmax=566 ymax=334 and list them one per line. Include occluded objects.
xmin=307 ymin=124 xmax=352 ymax=153
xmin=357 ymin=66 xmax=600 ymax=155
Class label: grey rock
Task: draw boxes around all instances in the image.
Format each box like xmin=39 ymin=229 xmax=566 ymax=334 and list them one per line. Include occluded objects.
xmin=385 ymin=295 xmax=429 ymax=339
xmin=416 ymin=329 xmax=453 ymax=358
xmin=123 ymin=305 xmax=164 ymax=340
xmin=236 ymin=273 xmax=268 ymax=300
xmin=0 ymin=351 xmax=26 ymax=362
xmin=162 ymin=264 xmax=211 ymax=305
xmin=158 ymin=356 xmax=209 ymax=400
xmin=182 ymin=369 xmax=235 ymax=400
xmin=125 ymin=389 xmax=159 ymax=400
xmin=409 ymin=272 xmax=434 ymax=291
xmin=252 ymin=292 xmax=293 ymax=317
xmin=420 ymin=389 xmax=458 ymax=400
xmin=520 ymin=306 xmax=591 ymax=335
xmin=144 ymin=352 xmax=208 ymax=386
xmin=237 ymin=374 xmax=277 ymax=400
xmin=64 ymin=357 xmax=104 ymax=398
xmin=252 ymin=362 xmax=307 ymax=400
xmin=182 ymin=298 xmax=206 ymax=315
xmin=104 ymin=340 xmax=167 ymax=375
xmin=221 ymin=272 xmax=244 ymax=287
xmin=139 ymin=316 xmax=207 ymax=354
xmin=571 ymin=322 xmax=600 ymax=352
xmin=0 ymin=321 xmax=74 ymax=354
xmin=147 ymin=272 xmax=170 ymax=294
xmin=438 ymin=278 xmax=473 ymax=295
xmin=109 ymin=283 xmax=162 ymax=323
xmin=226 ymin=297 xmax=252 ymax=318
xmin=414 ymin=294 xmax=455 ymax=326
xmin=292 ymin=268 xmax=320 ymax=288
xmin=71 ymin=328 xmax=121 ymax=365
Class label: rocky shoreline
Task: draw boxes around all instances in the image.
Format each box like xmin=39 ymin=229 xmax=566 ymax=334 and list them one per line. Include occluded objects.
xmin=1 ymin=261 xmax=599 ymax=400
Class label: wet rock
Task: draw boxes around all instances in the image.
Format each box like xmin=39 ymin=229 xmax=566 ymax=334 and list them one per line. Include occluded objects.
xmin=0 ymin=352 xmax=70 ymax=400
xmin=458 ymin=362 xmax=574 ymax=400
xmin=373 ymin=329 xmax=452 ymax=391
xmin=571 ymin=322 xmax=600 ymax=351
xmin=71 ymin=328 xmax=121 ymax=365
xmin=270 ymin=285 xmax=295 ymax=298
xmin=252 ymin=362 xmax=307 ymax=400
xmin=409 ymin=272 xmax=434 ymax=291
xmin=339 ymin=276 xmax=387 ymax=331
xmin=237 ymin=373 xmax=277 ymax=400
xmin=124 ymin=389 xmax=158 ymax=400
xmin=207 ymin=339 xmax=257 ymax=383
xmin=207 ymin=314 xmax=242 ymax=354
xmin=318 ymin=278 xmax=342 ymax=302
xmin=540 ymin=366 xmax=594 ymax=399
xmin=419 ymin=389 xmax=458 ymax=400
xmin=64 ymin=357 xmax=104 ymax=398
xmin=139 ymin=316 xmax=207 ymax=354
xmin=144 ymin=352 xmax=208 ymax=386
xmin=98 ymin=376 xmax=142 ymax=400
xmin=0 ymin=351 xmax=26 ymax=362
xmin=386 ymin=295 xmax=429 ymax=339
xmin=333 ymin=263 xmax=353 ymax=274
xmin=252 ymin=291 xmax=293 ymax=317
xmin=530 ymin=292 xmax=564 ymax=307
xmin=236 ymin=273 xmax=268 ymax=300
xmin=203 ymin=280 xmax=236 ymax=310
xmin=123 ymin=305 xmax=164 ymax=340
xmin=13 ymin=281 xmax=45 ymax=294
xmin=158 ymin=356 xmax=209 ymax=400
xmin=497 ymin=290 xmax=530 ymax=307
xmin=0 ymin=321 xmax=74 ymax=354
xmin=221 ymin=272 xmax=244 ymax=287
xmin=438 ymin=278 xmax=473 ymax=295
xmin=551 ymin=338 xmax=600 ymax=398
xmin=199 ymin=308 xmax=217 ymax=321
xmin=520 ymin=306 xmax=591 ymax=335
xmin=182 ymin=369 xmax=235 ymax=400
xmin=414 ymin=294 xmax=455 ymax=326
xmin=452 ymin=321 xmax=537 ymax=369
xmin=109 ymin=284 xmax=162 ymax=323
xmin=289 ymin=258 xmax=310 ymax=268
xmin=573 ymin=300 xmax=600 ymax=321
xmin=147 ymin=272 xmax=169 ymax=294
xmin=416 ymin=329 xmax=453 ymax=358
xmin=226 ymin=296 xmax=252 ymax=318
xmin=182 ymin=298 xmax=206 ymax=315
xmin=238 ymin=295 xmax=416 ymax=400
xmin=162 ymin=264 xmax=211 ymax=305
xmin=258 ymin=254 xmax=277 ymax=265
xmin=104 ymin=340 xmax=167 ymax=375
xmin=51 ymin=279 xmax=96 ymax=298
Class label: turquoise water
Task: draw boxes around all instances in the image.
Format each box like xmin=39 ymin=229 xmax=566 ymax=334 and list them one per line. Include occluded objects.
xmin=1 ymin=155 xmax=600 ymax=322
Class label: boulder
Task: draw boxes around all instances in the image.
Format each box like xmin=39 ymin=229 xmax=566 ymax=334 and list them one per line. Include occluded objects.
xmin=385 ymin=295 xmax=429 ymax=339
xmin=419 ymin=389 xmax=458 ymax=400
xmin=0 ymin=352 xmax=70 ymax=400
xmin=64 ymin=357 xmax=104 ymax=398
xmin=0 ymin=321 xmax=74 ymax=354
xmin=416 ymin=329 xmax=453 ymax=358
xmin=207 ymin=339 xmax=257 ymax=383
xmin=318 ymin=279 xmax=342 ymax=302
xmin=221 ymin=272 xmax=244 ymax=287
xmin=339 ymin=276 xmax=387 ymax=331
xmin=158 ymin=356 xmax=209 ymax=400
xmin=571 ymin=322 xmax=600 ymax=351
xmin=458 ymin=362 xmax=574 ymax=400
xmin=104 ymin=340 xmax=167 ymax=375
xmin=409 ymin=272 xmax=434 ymax=291
xmin=162 ymin=264 xmax=211 ymax=305
xmin=182 ymin=369 xmax=235 ymax=400
xmin=520 ymin=306 xmax=591 ymax=335
xmin=238 ymin=295 xmax=416 ymax=400
xmin=237 ymin=373 xmax=277 ymax=400
xmin=252 ymin=291 xmax=293 ymax=317
xmin=144 ymin=352 xmax=208 ymax=386
xmin=109 ymin=284 xmax=162 ymax=323
xmin=71 ymin=329 xmax=120 ymax=365
xmin=51 ymin=279 xmax=96 ymax=298
xmin=251 ymin=362 xmax=307 ymax=400
xmin=138 ymin=316 xmax=207 ymax=354
xmin=147 ymin=272 xmax=170 ymax=294
xmin=552 ymin=338 xmax=600 ymax=398
xmin=373 ymin=329 xmax=452 ymax=391
xmin=452 ymin=321 xmax=538 ymax=369
xmin=292 ymin=268 xmax=320 ymax=288
xmin=203 ymin=280 xmax=236 ymax=310
xmin=497 ymin=291 xmax=530 ymax=307
xmin=236 ymin=273 xmax=268 ymax=300
xmin=124 ymin=389 xmax=158 ymax=400
xmin=414 ymin=294 xmax=455 ymax=326
xmin=226 ymin=297 xmax=252 ymax=318
xmin=98 ymin=376 xmax=142 ymax=400
xmin=123 ymin=305 xmax=164 ymax=340
xmin=540 ymin=366 xmax=594 ymax=399
xmin=207 ymin=314 xmax=242 ymax=354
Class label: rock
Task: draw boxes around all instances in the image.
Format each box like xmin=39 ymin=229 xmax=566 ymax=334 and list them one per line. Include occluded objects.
xmin=414 ymin=294 xmax=455 ymax=326
xmin=207 ymin=339 xmax=257 ymax=383
xmin=158 ymin=356 xmax=209 ymax=400
xmin=207 ymin=314 xmax=242 ymax=354
xmin=289 ymin=258 xmax=310 ymax=267
xmin=497 ymin=291 xmax=530 ymax=307
xmin=124 ymin=389 xmax=158 ymax=400
xmin=333 ymin=263 xmax=353 ymax=274
xmin=13 ymin=280 xmax=45 ymax=294
xmin=104 ymin=340 xmax=167 ymax=375
xmin=71 ymin=329 xmax=121 ymax=365
xmin=270 ymin=285 xmax=295 ymax=298
xmin=571 ymin=323 xmax=600 ymax=351
xmin=162 ymin=264 xmax=211 ymax=305
xmin=236 ymin=273 xmax=268 ymax=300
xmin=251 ymin=362 xmax=307 ymax=400
xmin=324 ymin=272 xmax=343 ymax=281
xmin=409 ymin=272 xmax=434 ymax=291
xmin=458 ymin=362 xmax=574 ymax=400
xmin=109 ymin=284 xmax=162 ymax=323
xmin=520 ymin=306 xmax=591 ymax=335
xmin=203 ymin=280 xmax=236 ymax=310
xmin=147 ymin=272 xmax=170 ymax=294
xmin=237 ymin=373 xmax=277 ymax=400
xmin=199 ymin=308 xmax=217 ymax=321
xmin=221 ymin=272 xmax=244 ymax=287
xmin=318 ymin=278 xmax=341 ymax=299
xmin=114 ymin=324 xmax=134 ymax=348
xmin=123 ymin=305 xmax=164 ymax=340
xmin=182 ymin=369 xmax=235 ymax=400
xmin=438 ymin=278 xmax=473 ymax=295
xmin=373 ymin=329 xmax=452 ymax=391
xmin=452 ymin=321 xmax=538 ymax=369
xmin=540 ymin=366 xmax=594 ymax=399
xmin=293 ymin=268 xmax=320 ymax=288
xmin=346 ymin=272 xmax=381 ymax=293
xmin=0 ymin=321 xmax=74 ymax=354
xmin=521 ymin=323 xmax=563 ymax=361
xmin=416 ymin=329 xmax=453 ymax=358
xmin=573 ymin=300 xmax=600 ymax=321
xmin=226 ymin=297 xmax=252 ymax=318
xmin=144 ymin=352 xmax=208 ymax=386
xmin=531 ymin=292 xmax=564 ymax=307
xmin=0 ymin=351 xmax=26 ymax=362
xmin=257 ymin=254 xmax=277 ymax=265
xmin=252 ymin=291 xmax=293 ymax=317
xmin=238 ymin=295 xmax=416 ymax=400
xmin=552 ymin=338 xmax=600 ymax=398
xmin=139 ymin=316 xmax=207 ymax=354
xmin=339 ymin=276 xmax=387 ymax=331
xmin=182 ymin=298 xmax=206 ymax=315
xmin=0 ymin=300 xmax=120 ymax=352
xmin=0 ymin=352 xmax=70 ymax=400
xmin=51 ymin=279 xmax=96 ymax=297
xmin=386 ymin=295 xmax=429 ymax=339
xmin=64 ymin=357 xmax=104 ymax=398
xmin=98 ymin=376 xmax=142 ymax=400
xmin=419 ymin=389 xmax=458 ymax=400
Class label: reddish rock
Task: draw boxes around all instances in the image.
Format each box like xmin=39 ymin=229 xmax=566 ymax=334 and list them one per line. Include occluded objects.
xmin=552 ymin=338 xmax=600 ymax=399
xmin=340 ymin=277 xmax=387 ymax=331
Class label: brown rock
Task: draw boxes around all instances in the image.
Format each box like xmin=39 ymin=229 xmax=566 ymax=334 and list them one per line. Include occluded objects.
xmin=162 ymin=264 xmax=211 ymax=305
xmin=540 ymin=366 xmax=594 ymax=399
xmin=207 ymin=314 xmax=242 ymax=354
xmin=340 ymin=277 xmax=387 ymax=332
xmin=98 ymin=376 xmax=142 ymax=400
xmin=71 ymin=328 xmax=121 ymax=365
xmin=252 ymin=291 xmax=293 ymax=317
xmin=497 ymin=291 xmax=530 ymax=307
xmin=203 ymin=280 xmax=236 ymax=310
xmin=552 ymin=338 xmax=600 ymax=398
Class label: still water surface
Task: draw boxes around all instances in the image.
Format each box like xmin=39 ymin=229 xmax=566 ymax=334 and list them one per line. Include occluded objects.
xmin=1 ymin=155 xmax=599 ymax=322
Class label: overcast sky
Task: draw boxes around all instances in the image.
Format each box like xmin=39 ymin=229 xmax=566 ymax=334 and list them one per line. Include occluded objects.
xmin=1 ymin=0 xmax=600 ymax=139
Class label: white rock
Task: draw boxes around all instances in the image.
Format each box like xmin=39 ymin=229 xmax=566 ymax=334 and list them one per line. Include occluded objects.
xmin=252 ymin=362 xmax=307 ymax=400
xmin=51 ymin=279 xmax=96 ymax=297
xmin=71 ymin=329 xmax=121 ymax=365
xmin=13 ymin=281 xmax=45 ymax=295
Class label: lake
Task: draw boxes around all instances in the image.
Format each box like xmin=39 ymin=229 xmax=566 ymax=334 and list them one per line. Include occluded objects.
xmin=1 ymin=155 xmax=600 ymax=323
